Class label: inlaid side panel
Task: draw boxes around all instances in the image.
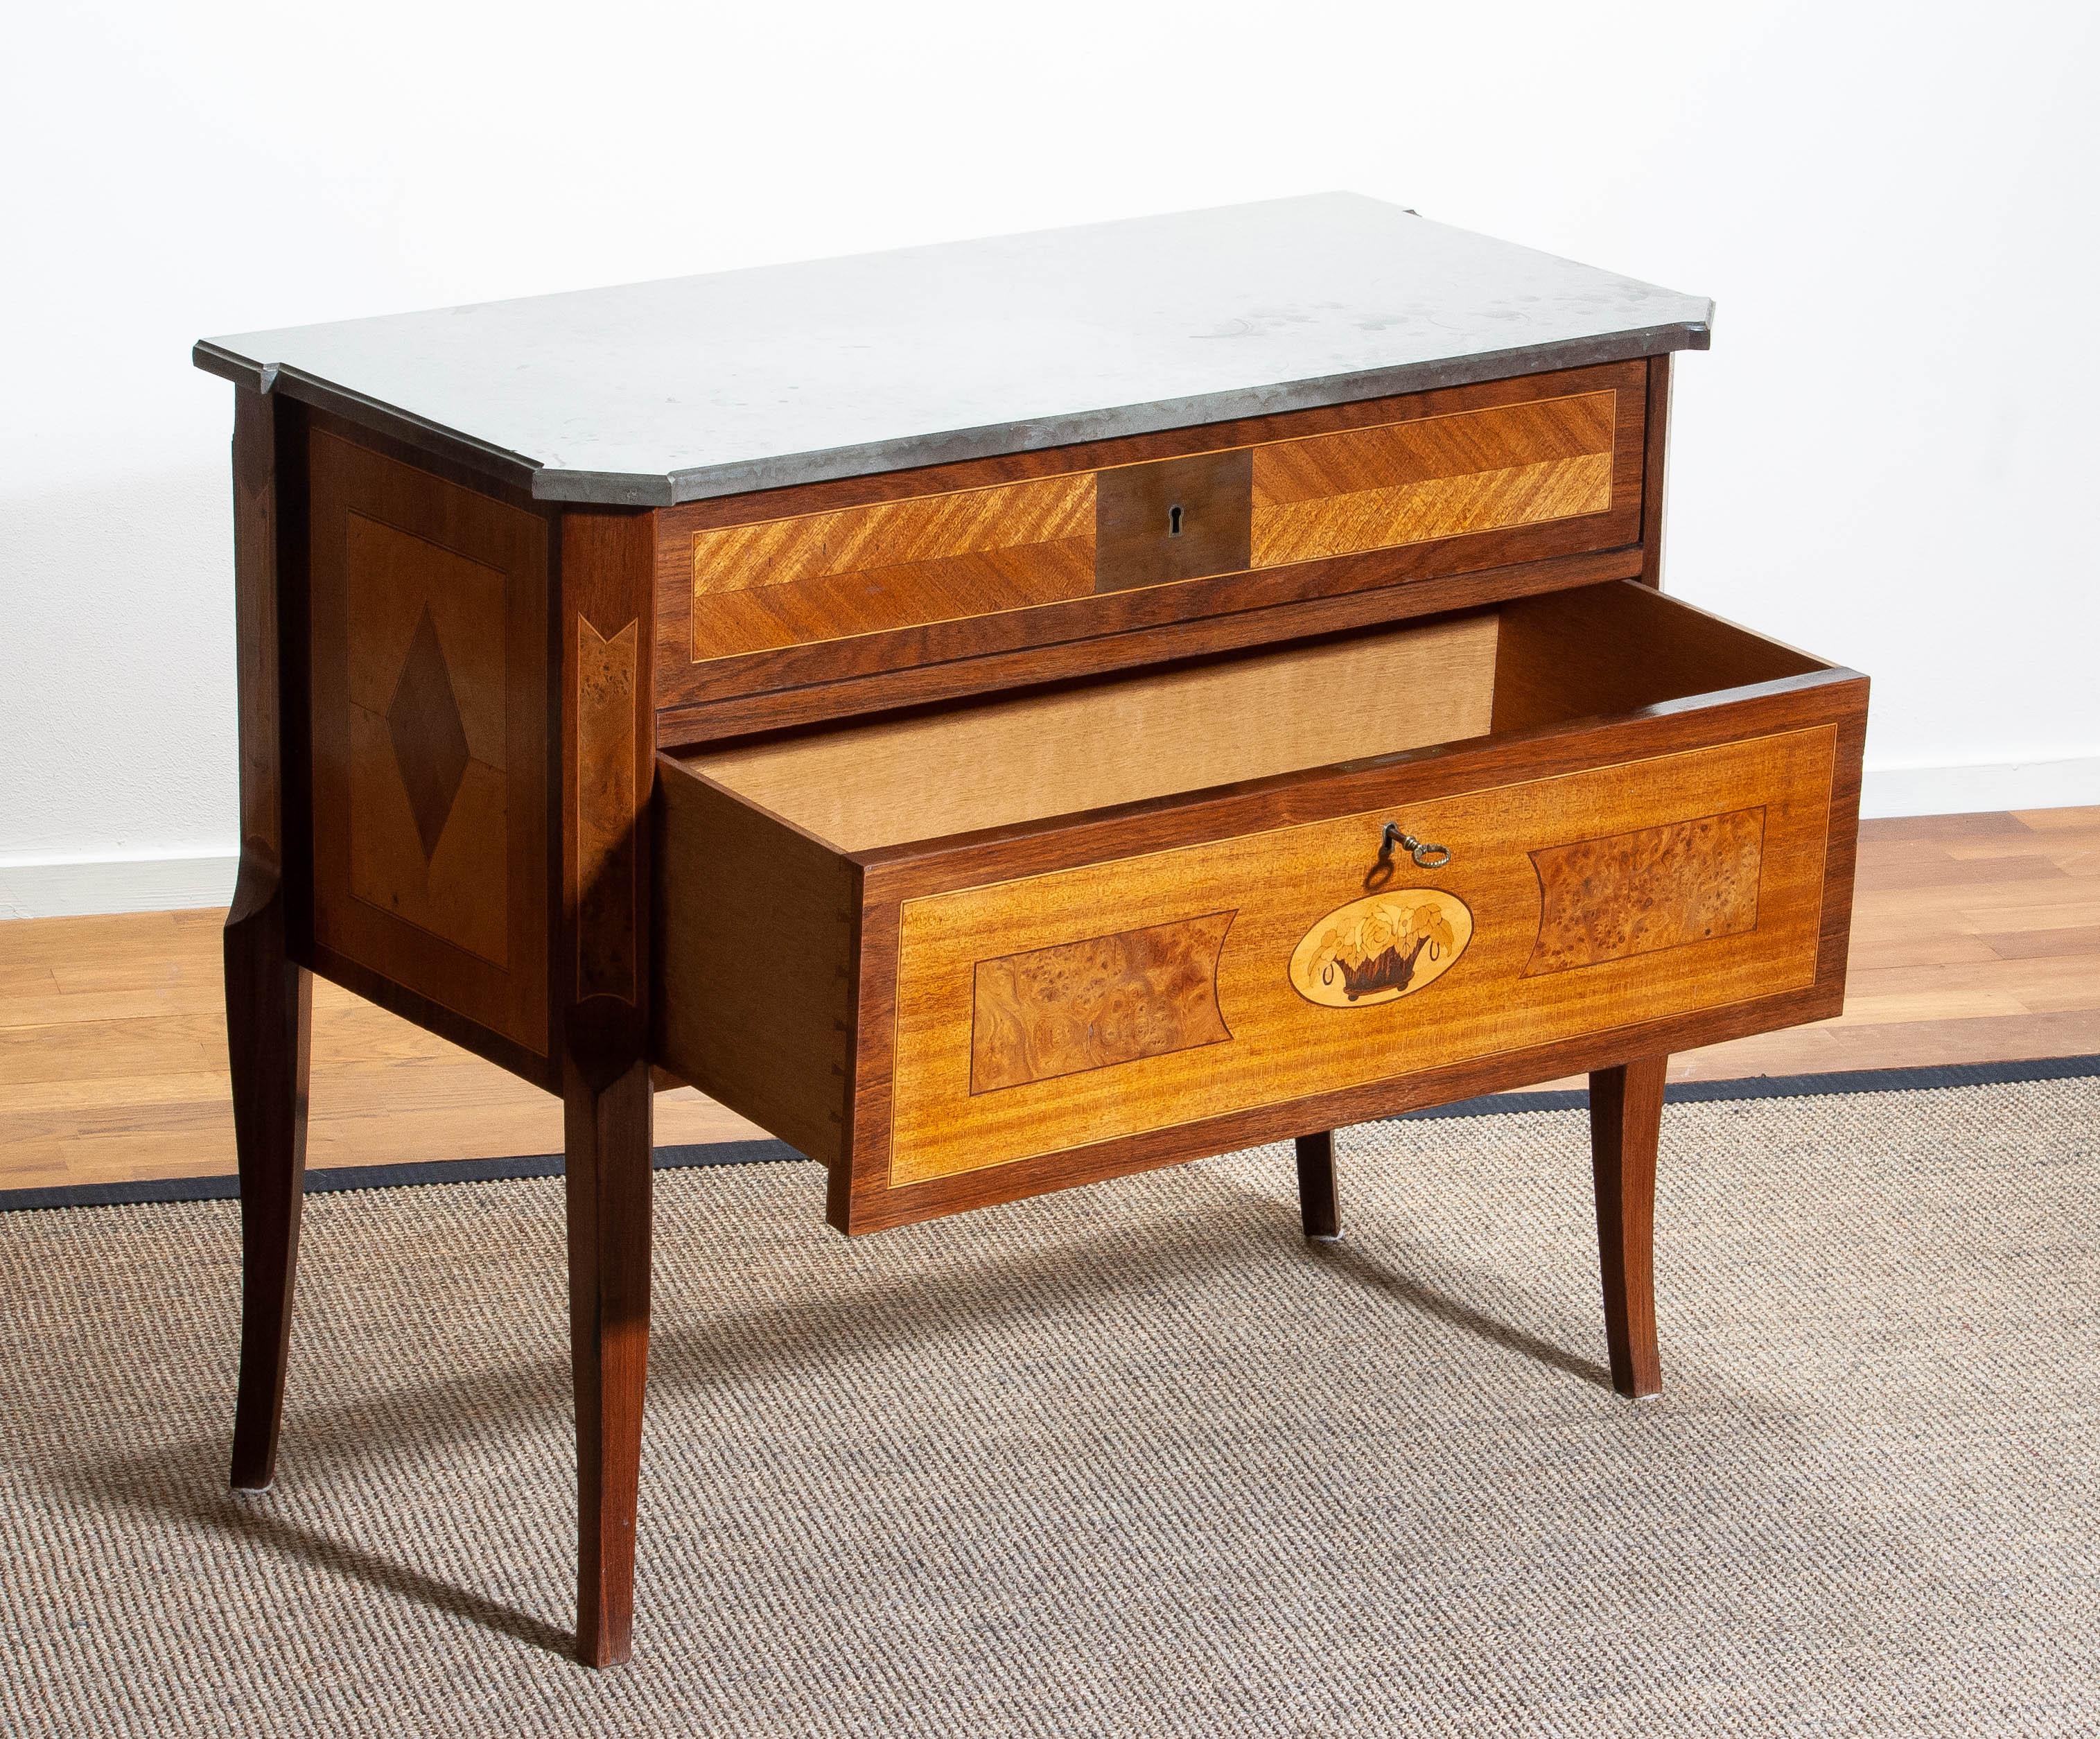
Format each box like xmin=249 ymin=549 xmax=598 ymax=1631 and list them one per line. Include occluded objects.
xmin=342 ymin=514 xmax=511 ymax=968
xmin=884 ymin=727 xmax=1837 ymax=1185
xmin=308 ymin=427 xmax=551 ymax=1061
xmin=1248 ymin=392 xmax=1615 ymax=568
xmin=1525 ymin=809 xmax=1764 ymax=976
xmin=970 ymin=911 xmax=1235 ymax=1092
xmin=659 ymin=363 xmax=1648 ymax=694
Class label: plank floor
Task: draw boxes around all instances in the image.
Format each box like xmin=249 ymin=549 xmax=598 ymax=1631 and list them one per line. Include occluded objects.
xmin=3 ymin=809 xmax=2095 ymax=1193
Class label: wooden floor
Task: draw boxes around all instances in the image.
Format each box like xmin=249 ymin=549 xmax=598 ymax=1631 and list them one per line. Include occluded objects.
xmin=3 ymin=809 xmax=2095 ymax=1194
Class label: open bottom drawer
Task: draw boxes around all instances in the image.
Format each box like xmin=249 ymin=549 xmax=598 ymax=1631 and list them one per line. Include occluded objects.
xmin=654 ymin=581 xmax=1867 ymax=1234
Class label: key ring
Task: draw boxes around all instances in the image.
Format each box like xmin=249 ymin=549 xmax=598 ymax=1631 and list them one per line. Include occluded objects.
xmin=1379 ymin=822 xmax=1452 ymax=869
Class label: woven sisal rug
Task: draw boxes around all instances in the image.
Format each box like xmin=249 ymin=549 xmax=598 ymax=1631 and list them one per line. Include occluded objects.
xmin=3 ymin=1073 xmax=2097 ymax=1736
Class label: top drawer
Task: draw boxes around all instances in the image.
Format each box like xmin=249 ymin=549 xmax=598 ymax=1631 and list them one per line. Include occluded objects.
xmin=653 ymin=361 xmax=1650 ymax=718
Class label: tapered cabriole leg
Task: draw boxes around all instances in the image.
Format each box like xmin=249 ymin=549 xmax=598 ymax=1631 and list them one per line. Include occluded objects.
xmin=564 ymin=1060 xmax=652 ymax=1668
xmin=1589 ymin=1056 xmax=1667 ymax=1398
xmin=1295 ymin=1130 xmax=1342 ymax=1241
xmin=223 ymin=382 xmax=312 ymax=1492
xmin=225 ymin=879 xmax=313 ymax=1489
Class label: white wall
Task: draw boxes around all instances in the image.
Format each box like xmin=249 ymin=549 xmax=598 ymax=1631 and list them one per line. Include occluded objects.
xmin=3 ymin=0 xmax=2096 ymax=914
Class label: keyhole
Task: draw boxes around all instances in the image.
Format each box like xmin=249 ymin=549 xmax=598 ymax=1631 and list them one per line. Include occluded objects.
xmin=1169 ymin=505 xmax=1184 ymax=537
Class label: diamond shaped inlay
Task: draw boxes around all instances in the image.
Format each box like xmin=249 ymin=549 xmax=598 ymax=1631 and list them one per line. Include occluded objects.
xmin=386 ymin=606 xmax=471 ymax=861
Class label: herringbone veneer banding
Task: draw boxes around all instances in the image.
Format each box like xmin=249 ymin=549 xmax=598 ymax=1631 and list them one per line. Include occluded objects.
xmin=683 ymin=386 xmax=1626 ymax=665
xmin=692 ymin=470 xmax=1098 ymax=594
xmin=1248 ymin=392 xmax=1617 ymax=568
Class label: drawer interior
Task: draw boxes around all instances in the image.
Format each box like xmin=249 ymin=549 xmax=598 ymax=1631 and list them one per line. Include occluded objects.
xmin=676 ymin=580 xmax=1828 ymax=852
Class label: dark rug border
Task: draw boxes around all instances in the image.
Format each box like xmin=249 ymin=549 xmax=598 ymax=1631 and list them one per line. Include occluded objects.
xmin=7 ymin=1054 xmax=2097 ymax=1215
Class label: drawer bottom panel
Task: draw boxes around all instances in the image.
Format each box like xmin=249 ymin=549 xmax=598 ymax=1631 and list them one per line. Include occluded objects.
xmin=886 ymin=726 xmax=1837 ymax=1185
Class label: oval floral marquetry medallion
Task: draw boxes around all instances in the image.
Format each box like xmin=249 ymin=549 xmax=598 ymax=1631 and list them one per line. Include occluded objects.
xmin=1288 ymin=889 xmax=1473 ymax=1009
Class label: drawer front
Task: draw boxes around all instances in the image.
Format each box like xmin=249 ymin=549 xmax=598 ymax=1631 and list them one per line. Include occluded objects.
xmin=877 ymin=725 xmax=1838 ymax=1192
xmin=655 ymin=363 xmax=1647 ymax=713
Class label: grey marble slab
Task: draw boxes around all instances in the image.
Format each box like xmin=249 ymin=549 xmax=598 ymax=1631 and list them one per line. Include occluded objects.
xmin=194 ymin=193 xmax=1711 ymax=506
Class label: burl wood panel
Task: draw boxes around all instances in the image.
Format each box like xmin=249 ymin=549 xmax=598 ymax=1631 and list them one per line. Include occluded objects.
xmin=308 ymin=428 xmax=550 ymax=1058
xmin=970 ymin=910 xmax=1235 ymax=1092
xmin=884 ymin=727 xmax=1837 ymax=1185
xmin=666 ymin=367 xmax=1643 ymax=683
xmin=1525 ymin=808 xmax=1765 ymax=976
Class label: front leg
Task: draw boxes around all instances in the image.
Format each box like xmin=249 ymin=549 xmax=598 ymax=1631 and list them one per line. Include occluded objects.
xmin=1589 ymin=1056 xmax=1667 ymax=1397
xmin=564 ymin=1057 xmax=651 ymax=1666
xmin=226 ymin=869 xmax=311 ymax=1489
xmin=559 ymin=506 xmax=658 ymax=1665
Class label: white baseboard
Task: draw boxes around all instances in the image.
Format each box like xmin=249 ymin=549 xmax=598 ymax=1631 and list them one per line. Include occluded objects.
xmin=0 ymin=853 xmax=239 ymax=921
xmin=1859 ymin=755 xmax=2100 ymax=821
xmin=1 ymin=758 xmax=2094 ymax=919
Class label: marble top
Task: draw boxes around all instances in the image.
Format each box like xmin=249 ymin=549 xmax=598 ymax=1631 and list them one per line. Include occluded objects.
xmin=194 ymin=193 xmax=1711 ymax=506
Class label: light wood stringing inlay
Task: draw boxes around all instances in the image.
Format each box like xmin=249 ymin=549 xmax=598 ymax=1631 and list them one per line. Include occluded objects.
xmin=683 ymin=387 xmax=1622 ymax=663
xmin=1525 ymin=808 xmax=1765 ymax=977
xmin=886 ymin=728 xmax=1837 ymax=1185
xmin=970 ymin=910 xmax=1236 ymax=1092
